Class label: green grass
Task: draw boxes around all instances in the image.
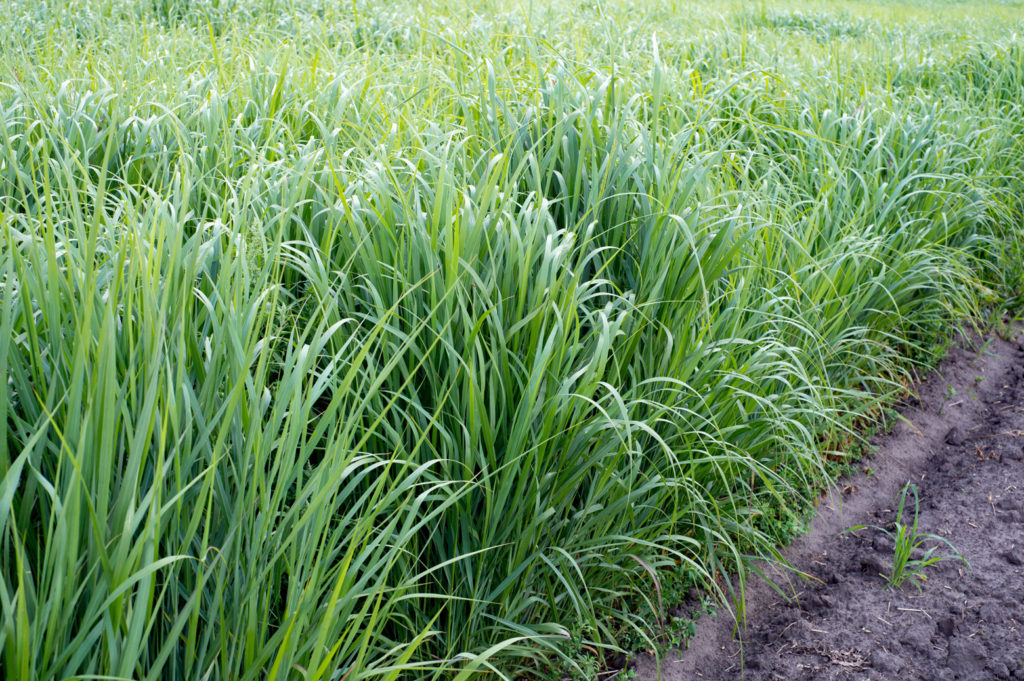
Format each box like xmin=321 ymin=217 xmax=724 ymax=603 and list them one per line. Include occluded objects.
xmin=1 ymin=0 xmax=1022 ymax=678
xmin=848 ymin=483 xmax=968 ymax=589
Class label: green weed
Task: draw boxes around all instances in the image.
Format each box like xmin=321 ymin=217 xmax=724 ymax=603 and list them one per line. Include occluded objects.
xmin=849 ymin=483 xmax=968 ymax=589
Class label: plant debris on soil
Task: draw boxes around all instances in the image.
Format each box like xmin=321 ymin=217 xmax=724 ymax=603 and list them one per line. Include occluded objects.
xmin=634 ymin=327 xmax=1024 ymax=681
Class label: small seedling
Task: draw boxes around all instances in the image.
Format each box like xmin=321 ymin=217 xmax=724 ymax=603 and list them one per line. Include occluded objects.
xmin=939 ymin=385 xmax=958 ymax=414
xmin=848 ymin=483 xmax=967 ymax=589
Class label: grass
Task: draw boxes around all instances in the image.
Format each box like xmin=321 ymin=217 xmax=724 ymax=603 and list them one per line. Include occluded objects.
xmin=848 ymin=483 xmax=968 ymax=589
xmin=0 ymin=0 xmax=1022 ymax=678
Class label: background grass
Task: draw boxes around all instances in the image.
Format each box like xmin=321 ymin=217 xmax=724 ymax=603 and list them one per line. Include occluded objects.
xmin=1 ymin=0 xmax=1022 ymax=678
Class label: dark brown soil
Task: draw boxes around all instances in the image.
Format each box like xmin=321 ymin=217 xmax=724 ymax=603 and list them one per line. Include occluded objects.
xmin=634 ymin=328 xmax=1024 ymax=681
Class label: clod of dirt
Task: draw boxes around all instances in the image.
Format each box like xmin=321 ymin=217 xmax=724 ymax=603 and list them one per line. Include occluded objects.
xmin=782 ymin=617 xmax=814 ymax=644
xmin=902 ymin=624 xmax=932 ymax=654
xmin=937 ymin=617 xmax=956 ymax=637
xmin=1000 ymin=548 xmax=1023 ymax=566
xmin=800 ymin=592 xmax=832 ymax=613
xmin=996 ymin=497 xmax=1020 ymax=511
xmin=979 ymin=602 xmax=1001 ymax=623
xmin=859 ymin=553 xmax=888 ymax=577
xmin=946 ymin=637 xmax=986 ymax=676
xmin=871 ymin=649 xmax=901 ymax=673
xmin=988 ymin=660 xmax=1011 ymax=680
xmin=818 ymin=567 xmax=840 ymax=584
xmin=945 ymin=426 xmax=966 ymax=445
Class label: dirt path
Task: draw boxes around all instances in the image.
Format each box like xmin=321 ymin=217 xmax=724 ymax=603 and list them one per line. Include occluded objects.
xmin=634 ymin=328 xmax=1024 ymax=681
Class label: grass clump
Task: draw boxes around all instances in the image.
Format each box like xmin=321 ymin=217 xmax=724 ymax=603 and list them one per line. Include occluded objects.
xmin=849 ymin=483 xmax=968 ymax=589
xmin=0 ymin=0 xmax=1022 ymax=678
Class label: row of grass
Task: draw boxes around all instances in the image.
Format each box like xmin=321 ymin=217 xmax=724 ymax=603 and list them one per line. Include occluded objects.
xmin=2 ymin=1 xmax=1023 ymax=679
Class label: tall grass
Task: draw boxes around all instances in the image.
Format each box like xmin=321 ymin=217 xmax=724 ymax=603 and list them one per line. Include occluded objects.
xmin=1 ymin=0 xmax=1022 ymax=678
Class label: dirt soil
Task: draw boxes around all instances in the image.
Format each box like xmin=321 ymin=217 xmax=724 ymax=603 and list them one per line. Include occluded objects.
xmin=634 ymin=328 xmax=1024 ymax=681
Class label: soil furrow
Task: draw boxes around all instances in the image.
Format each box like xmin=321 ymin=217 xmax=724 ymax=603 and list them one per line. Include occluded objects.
xmin=636 ymin=328 xmax=1024 ymax=681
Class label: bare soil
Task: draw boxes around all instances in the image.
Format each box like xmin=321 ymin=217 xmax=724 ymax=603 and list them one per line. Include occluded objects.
xmin=634 ymin=327 xmax=1024 ymax=681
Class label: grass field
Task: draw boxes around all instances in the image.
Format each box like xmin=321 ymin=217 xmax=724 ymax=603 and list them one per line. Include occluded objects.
xmin=1 ymin=0 xmax=1022 ymax=678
